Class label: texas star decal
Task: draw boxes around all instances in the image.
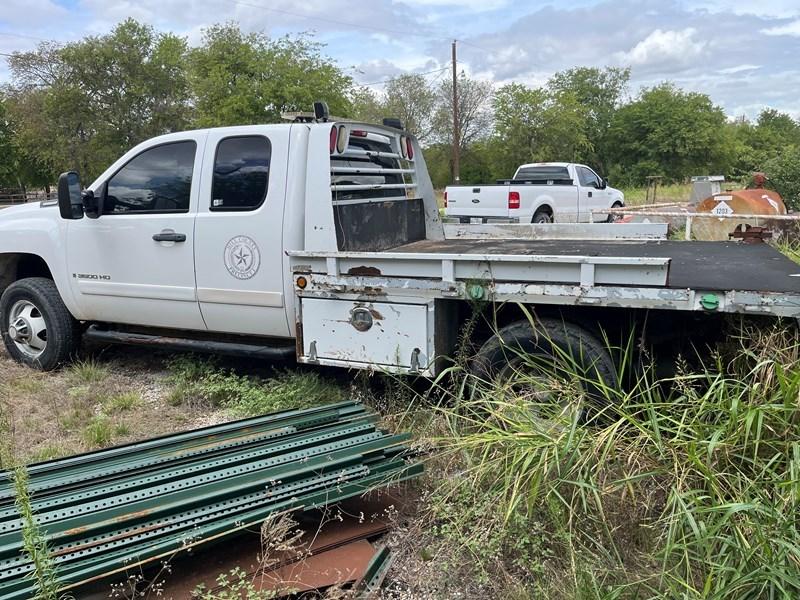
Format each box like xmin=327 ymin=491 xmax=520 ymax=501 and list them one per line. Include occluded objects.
xmin=224 ymin=235 xmax=261 ymax=280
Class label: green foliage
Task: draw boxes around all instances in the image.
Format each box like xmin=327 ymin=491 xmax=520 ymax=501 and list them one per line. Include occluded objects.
xmin=548 ymin=66 xmax=630 ymax=173
xmin=608 ymin=83 xmax=733 ymax=185
xmin=13 ymin=467 xmax=60 ymax=599
xmin=67 ymin=359 xmax=109 ymax=384
xmin=193 ymin=566 xmax=278 ymax=599
xmin=102 ymin=391 xmax=140 ymax=413
xmin=7 ymin=20 xmax=191 ymax=182
xmin=435 ymin=322 xmax=800 ymax=598
xmin=82 ymin=415 xmax=114 ymax=448
xmin=490 ymin=82 xmax=590 ymax=178
xmin=763 ymin=145 xmax=800 ymax=210
xmin=189 ymin=23 xmax=353 ymax=127
xmin=167 ymin=356 xmax=344 ymax=416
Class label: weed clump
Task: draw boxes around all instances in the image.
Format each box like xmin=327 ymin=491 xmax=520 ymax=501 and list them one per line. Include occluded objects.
xmin=432 ymin=321 xmax=800 ymax=598
xmin=166 ymin=356 xmax=344 ymax=416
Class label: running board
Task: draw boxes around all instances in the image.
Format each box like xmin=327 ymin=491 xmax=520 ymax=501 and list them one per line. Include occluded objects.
xmin=84 ymin=325 xmax=296 ymax=360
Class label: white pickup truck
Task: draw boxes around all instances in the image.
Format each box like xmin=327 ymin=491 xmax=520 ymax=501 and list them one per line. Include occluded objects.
xmin=1 ymin=112 xmax=799 ymax=395
xmin=444 ymin=162 xmax=625 ymax=224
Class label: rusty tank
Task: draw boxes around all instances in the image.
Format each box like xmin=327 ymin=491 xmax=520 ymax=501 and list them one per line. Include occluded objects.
xmin=692 ymin=188 xmax=786 ymax=241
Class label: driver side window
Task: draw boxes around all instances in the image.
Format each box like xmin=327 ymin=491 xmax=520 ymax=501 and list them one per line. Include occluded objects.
xmin=104 ymin=141 xmax=196 ymax=214
xmin=578 ymin=166 xmax=601 ymax=189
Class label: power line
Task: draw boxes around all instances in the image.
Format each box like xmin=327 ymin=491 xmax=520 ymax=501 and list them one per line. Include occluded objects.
xmin=358 ymin=65 xmax=451 ymax=87
xmin=0 ymin=31 xmax=50 ymax=42
xmin=227 ymin=0 xmax=446 ymax=40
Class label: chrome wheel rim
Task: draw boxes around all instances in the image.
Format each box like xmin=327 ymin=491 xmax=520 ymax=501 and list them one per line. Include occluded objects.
xmin=7 ymin=299 xmax=48 ymax=358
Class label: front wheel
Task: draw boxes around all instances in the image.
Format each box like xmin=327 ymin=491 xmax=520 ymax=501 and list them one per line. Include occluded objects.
xmin=470 ymin=317 xmax=618 ymax=421
xmin=0 ymin=278 xmax=80 ymax=370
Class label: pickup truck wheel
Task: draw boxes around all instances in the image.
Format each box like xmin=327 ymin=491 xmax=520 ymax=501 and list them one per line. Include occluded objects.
xmin=532 ymin=210 xmax=553 ymax=224
xmin=606 ymin=202 xmax=623 ymax=223
xmin=0 ymin=278 xmax=80 ymax=371
xmin=470 ymin=318 xmax=618 ymax=422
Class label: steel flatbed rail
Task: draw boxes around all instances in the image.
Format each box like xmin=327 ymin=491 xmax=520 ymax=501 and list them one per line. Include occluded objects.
xmin=289 ymin=239 xmax=800 ymax=319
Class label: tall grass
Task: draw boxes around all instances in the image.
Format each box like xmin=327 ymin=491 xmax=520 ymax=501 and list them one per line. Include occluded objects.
xmin=433 ymin=322 xmax=800 ymax=598
xmin=13 ymin=466 xmax=61 ymax=600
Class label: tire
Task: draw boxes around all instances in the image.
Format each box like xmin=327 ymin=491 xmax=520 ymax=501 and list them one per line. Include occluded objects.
xmin=470 ymin=317 xmax=618 ymax=419
xmin=0 ymin=277 xmax=80 ymax=370
xmin=532 ymin=210 xmax=553 ymax=224
xmin=606 ymin=202 xmax=623 ymax=223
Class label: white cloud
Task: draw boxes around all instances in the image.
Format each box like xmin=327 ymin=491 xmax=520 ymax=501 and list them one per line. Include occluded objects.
xmin=615 ymin=28 xmax=706 ymax=70
xmin=718 ymin=64 xmax=760 ymax=74
xmin=762 ymin=19 xmax=800 ymax=36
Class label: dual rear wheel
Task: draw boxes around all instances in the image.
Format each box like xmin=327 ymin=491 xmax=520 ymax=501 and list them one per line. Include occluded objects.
xmin=470 ymin=317 xmax=618 ymax=420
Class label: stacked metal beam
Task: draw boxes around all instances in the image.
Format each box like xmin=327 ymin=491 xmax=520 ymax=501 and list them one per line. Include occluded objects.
xmin=0 ymin=401 xmax=421 ymax=600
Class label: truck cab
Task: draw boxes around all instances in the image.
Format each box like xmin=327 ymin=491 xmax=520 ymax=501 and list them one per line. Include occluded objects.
xmin=0 ymin=119 xmax=436 ymax=370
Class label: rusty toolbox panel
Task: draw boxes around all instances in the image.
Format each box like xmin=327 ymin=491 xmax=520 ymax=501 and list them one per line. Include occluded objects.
xmin=301 ymin=297 xmax=432 ymax=370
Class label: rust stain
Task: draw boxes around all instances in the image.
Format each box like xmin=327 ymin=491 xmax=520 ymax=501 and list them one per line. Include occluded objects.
xmin=346 ymin=266 xmax=382 ymax=277
xmin=53 ymin=522 xmax=164 ymax=557
xmin=116 ymin=509 xmax=152 ymax=523
xmin=368 ymin=308 xmax=384 ymax=320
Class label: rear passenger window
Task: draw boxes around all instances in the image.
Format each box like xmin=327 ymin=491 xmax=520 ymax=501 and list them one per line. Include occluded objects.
xmin=211 ymin=136 xmax=271 ymax=211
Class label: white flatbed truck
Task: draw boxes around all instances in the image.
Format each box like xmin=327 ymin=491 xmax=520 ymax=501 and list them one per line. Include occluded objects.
xmin=1 ymin=110 xmax=798 ymax=390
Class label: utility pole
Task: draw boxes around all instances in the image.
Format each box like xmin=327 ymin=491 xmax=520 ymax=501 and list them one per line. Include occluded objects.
xmin=451 ymin=40 xmax=460 ymax=183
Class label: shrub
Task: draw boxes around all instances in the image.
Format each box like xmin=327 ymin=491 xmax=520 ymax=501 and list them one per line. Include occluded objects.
xmin=764 ymin=146 xmax=800 ymax=210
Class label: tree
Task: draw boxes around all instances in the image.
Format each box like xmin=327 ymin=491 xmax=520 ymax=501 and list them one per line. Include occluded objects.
xmin=189 ymin=23 xmax=353 ymax=127
xmin=489 ymin=83 xmax=589 ymax=178
xmin=349 ymin=86 xmax=384 ymax=124
xmin=431 ymin=74 xmax=493 ymax=181
xmin=763 ymin=146 xmax=800 ymax=210
xmin=608 ymin=83 xmax=733 ymax=185
xmin=7 ymin=20 xmax=191 ymax=182
xmin=432 ymin=74 xmax=493 ymax=150
xmin=548 ymin=66 xmax=629 ymax=173
xmin=382 ymin=74 xmax=437 ymax=143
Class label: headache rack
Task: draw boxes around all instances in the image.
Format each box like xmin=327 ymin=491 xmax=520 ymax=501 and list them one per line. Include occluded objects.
xmin=328 ymin=123 xmax=428 ymax=252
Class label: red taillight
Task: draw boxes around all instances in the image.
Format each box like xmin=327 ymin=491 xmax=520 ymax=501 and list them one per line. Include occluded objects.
xmin=329 ymin=126 xmax=337 ymax=154
xmin=508 ymin=191 xmax=520 ymax=209
xmin=351 ymin=129 xmax=368 ymax=137
xmin=444 ymin=191 xmax=448 ymax=208
xmin=406 ymin=137 xmax=414 ymax=160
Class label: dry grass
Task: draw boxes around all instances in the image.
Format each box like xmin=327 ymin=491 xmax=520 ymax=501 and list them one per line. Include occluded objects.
xmin=0 ymin=346 xmax=229 ymax=466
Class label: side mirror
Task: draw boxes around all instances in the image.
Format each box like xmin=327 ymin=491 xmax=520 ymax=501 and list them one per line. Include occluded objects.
xmin=82 ymin=189 xmax=101 ymax=219
xmin=57 ymin=171 xmax=84 ymax=219
xmin=601 ymin=178 xmax=609 ymax=190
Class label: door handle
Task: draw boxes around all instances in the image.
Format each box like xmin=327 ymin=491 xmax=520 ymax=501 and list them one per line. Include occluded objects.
xmin=588 ymin=191 xmax=593 ymax=198
xmin=152 ymin=231 xmax=186 ymax=243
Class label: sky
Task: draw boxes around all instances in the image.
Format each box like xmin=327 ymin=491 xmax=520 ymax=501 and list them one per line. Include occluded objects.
xmin=1 ymin=0 xmax=799 ymax=119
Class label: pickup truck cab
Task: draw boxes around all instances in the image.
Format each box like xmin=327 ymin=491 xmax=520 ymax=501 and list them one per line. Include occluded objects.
xmin=1 ymin=116 xmax=799 ymax=400
xmin=444 ymin=162 xmax=624 ymax=224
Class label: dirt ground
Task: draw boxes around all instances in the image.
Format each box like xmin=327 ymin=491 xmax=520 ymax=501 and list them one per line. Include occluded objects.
xmin=0 ymin=345 xmax=233 ymax=466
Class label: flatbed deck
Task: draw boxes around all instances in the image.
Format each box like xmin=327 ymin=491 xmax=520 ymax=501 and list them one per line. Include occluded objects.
xmin=395 ymin=239 xmax=800 ymax=294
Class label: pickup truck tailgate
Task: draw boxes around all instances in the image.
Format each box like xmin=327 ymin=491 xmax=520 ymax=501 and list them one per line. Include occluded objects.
xmin=446 ymin=186 xmax=507 ymax=219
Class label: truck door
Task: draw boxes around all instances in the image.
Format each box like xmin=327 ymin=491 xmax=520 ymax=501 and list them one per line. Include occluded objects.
xmin=194 ymin=128 xmax=291 ymax=337
xmin=65 ymin=136 xmax=206 ymax=330
xmin=577 ymin=166 xmax=605 ymax=222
